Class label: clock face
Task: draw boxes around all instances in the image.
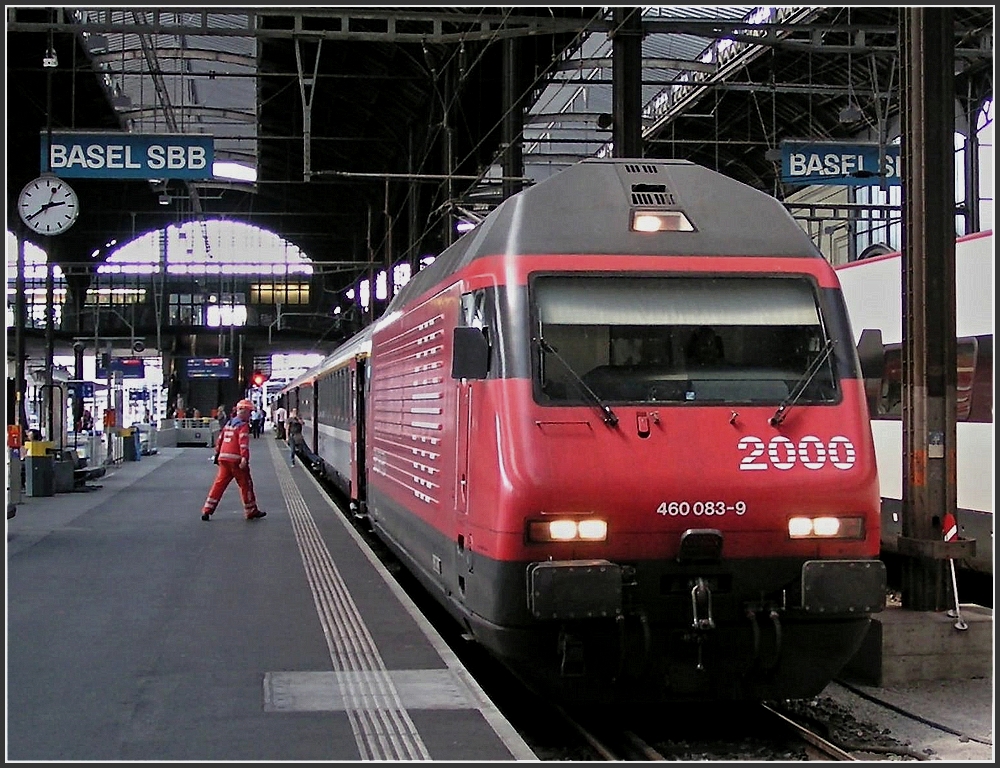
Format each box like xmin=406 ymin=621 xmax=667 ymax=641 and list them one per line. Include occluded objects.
xmin=17 ymin=176 xmax=80 ymax=235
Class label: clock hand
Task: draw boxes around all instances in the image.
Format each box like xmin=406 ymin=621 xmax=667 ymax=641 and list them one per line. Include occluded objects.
xmin=27 ymin=200 xmax=66 ymax=220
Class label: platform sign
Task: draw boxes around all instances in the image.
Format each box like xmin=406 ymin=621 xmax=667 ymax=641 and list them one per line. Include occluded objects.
xmin=42 ymin=131 xmax=214 ymax=180
xmin=779 ymin=140 xmax=901 ymax=186
xmin=129 ymin=389 xmax=150 ymax=402
xmin=96 ymin=357 xmax=146 ymax=379
xmin=185 ymin=357 xmax=233 ymax=379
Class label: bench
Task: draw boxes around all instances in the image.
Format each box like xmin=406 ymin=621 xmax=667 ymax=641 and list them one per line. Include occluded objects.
xmin=62 ymin=449 xmax=106 ymax=490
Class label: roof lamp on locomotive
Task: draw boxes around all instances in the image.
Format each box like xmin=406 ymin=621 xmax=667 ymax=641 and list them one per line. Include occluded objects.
xmin=287 ymin=159 xmax=887 ymax=705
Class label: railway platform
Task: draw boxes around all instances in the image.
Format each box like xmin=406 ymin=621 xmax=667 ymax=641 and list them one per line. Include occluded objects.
xmin=6 ymin=438 xmax=535 ymax=761
xmin=7 ymin=438 xmax=991 ymax=762
xmin=833 ymin=600 xmax=994 ymax=761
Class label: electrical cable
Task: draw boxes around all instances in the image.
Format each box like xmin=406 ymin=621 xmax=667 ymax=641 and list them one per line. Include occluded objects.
xmin=834 ymin=679 xmax=994 ymax=746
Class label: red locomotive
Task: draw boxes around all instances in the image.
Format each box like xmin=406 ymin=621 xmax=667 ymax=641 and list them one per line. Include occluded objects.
xmin=278 ymin=159 xmax=886 ymax=704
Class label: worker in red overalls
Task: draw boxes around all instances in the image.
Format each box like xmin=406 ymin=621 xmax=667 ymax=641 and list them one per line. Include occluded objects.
xmin=201 ymin=399 xmax=267 ymax=521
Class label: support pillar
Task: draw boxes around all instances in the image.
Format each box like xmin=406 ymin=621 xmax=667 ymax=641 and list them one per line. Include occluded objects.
xmin=611 ymin=8 xmax=644 ymax=158
xmin=898 ymin=8 xmax=964 ymax=611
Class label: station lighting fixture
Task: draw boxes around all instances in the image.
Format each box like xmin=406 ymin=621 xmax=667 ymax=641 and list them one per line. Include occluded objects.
xmin=251 ymin=370 xmax=269 ymax=388
xmin=110 ymin=90 xmax=133 ymax=109
xmin=43 ymin=45 xmax=58 ymax=68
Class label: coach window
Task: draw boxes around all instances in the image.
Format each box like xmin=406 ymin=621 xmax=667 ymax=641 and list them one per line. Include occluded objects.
xmin=462 ymin=288 xmax=494 ymax=339
xmin=876 ymin=338 xmax=980 ymax=422
xmin=460 ymin=290 xmax=488 ymax=330
xmin=955 ymin=338 xmax=979 ymax=422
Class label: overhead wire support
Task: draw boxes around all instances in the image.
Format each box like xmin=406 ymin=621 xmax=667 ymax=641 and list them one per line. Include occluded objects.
xmin=294 ymin=37 xmax=323 ymax=182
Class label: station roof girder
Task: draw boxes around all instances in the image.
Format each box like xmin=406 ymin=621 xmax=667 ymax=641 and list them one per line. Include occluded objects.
xmin=6 ymin=6 xmax=993 ymax=302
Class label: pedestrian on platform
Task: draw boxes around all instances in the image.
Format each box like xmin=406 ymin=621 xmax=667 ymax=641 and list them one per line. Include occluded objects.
xmin=286 ymin=407 xmax=303 ymax=466
xmin=201 ymin=399 xmax=267 ymax=521
xmin=273 ymin=402 xmax=287 ymax=440
xmin=251 ymin=405 xmax=265 ymax=438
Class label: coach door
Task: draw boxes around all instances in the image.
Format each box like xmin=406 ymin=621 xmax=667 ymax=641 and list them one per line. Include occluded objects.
xmin=452 ymin=291 xmax=490 ymax=600
xmin=351 ymin=356 xmax=367 ymax=507
xmin=454 ymin=291 xmax=487 ymax=518
xmin=455 ymin=378 xmax=472 ymax=516
xmin=453 ymin=290 xmax=492 ymax=522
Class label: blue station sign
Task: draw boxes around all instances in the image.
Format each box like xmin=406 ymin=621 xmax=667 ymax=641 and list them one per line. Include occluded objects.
xmin=41 ymin=132 xmax=214 ymax=180
xmin=779 ymin=140 xmax=901 ymax=186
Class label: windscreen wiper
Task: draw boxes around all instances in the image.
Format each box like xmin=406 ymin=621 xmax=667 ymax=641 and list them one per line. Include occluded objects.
xmin=536 ymin=337 xmax=619 ymax=427
xmin=770 ymin=339 xmax=836 ymax=426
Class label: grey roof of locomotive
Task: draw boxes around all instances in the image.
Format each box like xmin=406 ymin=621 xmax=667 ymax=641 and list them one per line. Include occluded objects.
xmin=389 ymin=158 xmax=825 ymax=313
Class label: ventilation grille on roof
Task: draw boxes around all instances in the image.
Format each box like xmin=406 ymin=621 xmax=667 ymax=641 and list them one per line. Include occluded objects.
xmin=631 ymin=183 xmax=675 ymax=206
xmin=624 ymin=163 xmax=660 ymax=174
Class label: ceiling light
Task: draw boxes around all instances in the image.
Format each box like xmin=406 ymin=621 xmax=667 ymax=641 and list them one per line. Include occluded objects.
xmin=158 ymin=193 xmax=170 ymax=206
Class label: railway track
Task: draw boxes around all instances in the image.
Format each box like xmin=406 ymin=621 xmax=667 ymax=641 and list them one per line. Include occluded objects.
xmin=312 ymin=468 xmax=969 ymax=762
xmin=552 ymin=701 xmax=860 ymax=761
xmin=761 ymin=703 xmax=858 ymax=760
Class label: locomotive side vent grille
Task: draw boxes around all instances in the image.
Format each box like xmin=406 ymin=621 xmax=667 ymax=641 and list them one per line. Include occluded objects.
xmin=631 ymin=182 xmax=674 ymax=207
xmin=624 ymin=163 xmax=660 ymax=174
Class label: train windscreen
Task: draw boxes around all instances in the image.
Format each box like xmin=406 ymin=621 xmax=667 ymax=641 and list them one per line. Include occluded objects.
xmin=531 ymin=275 xmax=838 ymax=406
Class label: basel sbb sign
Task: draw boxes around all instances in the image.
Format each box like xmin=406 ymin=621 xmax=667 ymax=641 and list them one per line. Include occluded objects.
xmin=40 ymin=132 xmax=214 ymax=180
xmin=779 ymin=141 xmax=901 ymax=187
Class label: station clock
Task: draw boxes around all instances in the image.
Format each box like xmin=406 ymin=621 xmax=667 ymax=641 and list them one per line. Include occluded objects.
xmin=17 ymin=175 xmax=80 ymax=235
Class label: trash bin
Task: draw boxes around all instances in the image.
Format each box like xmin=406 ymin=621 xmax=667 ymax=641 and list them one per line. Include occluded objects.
xmin=122 ymin=428 xmax=139 ymax=461
xmin=53 ymin=456 xmax=75 ymax=493
xmin=26 ymin=454 xmax=55 ymax=496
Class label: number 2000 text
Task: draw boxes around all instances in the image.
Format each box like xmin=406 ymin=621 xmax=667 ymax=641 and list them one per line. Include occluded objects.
xmin=737 ymin=435 xmax=856 ymax=471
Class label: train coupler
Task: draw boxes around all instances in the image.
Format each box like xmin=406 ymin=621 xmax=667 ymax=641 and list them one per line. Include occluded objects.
xmin=690 ymin=577 xmax=715 ymax=630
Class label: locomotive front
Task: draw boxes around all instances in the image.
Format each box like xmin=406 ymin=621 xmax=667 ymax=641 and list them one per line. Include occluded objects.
xmin=450 ymin=160 xmax=887 ymax=704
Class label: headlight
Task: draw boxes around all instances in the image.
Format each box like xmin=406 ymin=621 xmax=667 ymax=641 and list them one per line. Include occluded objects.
xmin=527 ymin=517 xmax=608 ymax=543
xmin=631 ymin=210 xmax=694 ymax=232
xmin=788 ymin=516 xmax=865 ymax=539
